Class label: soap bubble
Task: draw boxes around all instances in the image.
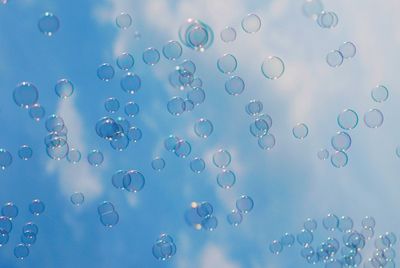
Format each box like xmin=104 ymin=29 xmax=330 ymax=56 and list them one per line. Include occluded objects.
xmin=220 ymin=27 xmax=236 ymax=43
xmin=179 ymin=18 xmax=214 ymax=52
xmin=194 ymin=118 xmax=214 ymax=138
xmin=162 ymin=41 xmax=182 ymax=60
xmin=371 ymin=85 xmax=389 ymax=103
xmin=0 ymin=149 xmax=13 ymax=170
xmin=18 ymin=145 xmax=33 ymax=160
xmin=13 ymin=82 xmax=39 ymax=109
xmin=116 ymin=13 xmax=132 ymax=29
xmin=97 ymin=63 xmax=115 ymax=81
xmin=55 ymin=79 xmax=74 ymax=99
xmin=116 ymin=52 xmax=134 ymax=70
xmin=227 ymin=210 xmax=243 ymax=226
xmin=261 ymin=56 xmax=285 ymax=79
xmin=326 ymin=50 xmax=343 ymax=67
xmin=364 ymin=109 xmax=384 ymax=128
xmin=241 ymin=13 xmax=261 ymax=33
xmin=142 ymin=47 xmax=160 ymax=66
xmin=38 ymin=12 xmax=60 ymax=36
xmin=70 ymin=192 xmax=84 ymax=206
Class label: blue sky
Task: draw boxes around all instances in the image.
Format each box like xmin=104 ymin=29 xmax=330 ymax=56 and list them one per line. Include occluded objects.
xmin=1 ymin=0 xmax=400 ymax=267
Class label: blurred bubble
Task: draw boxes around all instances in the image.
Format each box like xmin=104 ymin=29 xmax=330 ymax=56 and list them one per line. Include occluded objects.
xmin=100 ymin=211 xmax=119 ymax=227
xmin=337 ymin=109 xmax=358 ymax=130
xmin=364 ymin=109 xmax=384 ymax=128
xmin=13 ymin=82 xmax=39 ymax=109
xmin=0 ymin=149 xmax=13 ymax=170
xmin=29 ymin=199 xmax=45 ymax=216
xmin=1 ymin=202 xmax=18 ymax=220
xmin=97 ymin=63 xmax=115 ymax=81
xmin=14 ymin=244 xmax=29 ymax=259
xmin=167 ymin=97 xmax=186 ymax=116
xmin=331 ymin=131 xmax=351 ymax=151
xmin=115 ymin=117 xmax=130 ymax=134
xmin=292 ymin=123 xmax=309 ymax=139
xmin=220 ymin=27 xmax=236 ymax=43
xmin=190 ymin=157 xmax=205 ymax=173
xmin=331 ymin=151 xmax=348 ymax=168
xmin=302 ymin=0 xmax=324 ymax=19
xmin=29 ymin=104 xmax=46 ymax=122
xmin=281 ymin=233 xmax=295 ymax=247
xmin=323 ymin=214 xmax=339 ymax=231
xmin=38 ymin=12 xmax=60 ymax=36
xmin=225 ymin=76 xmax=245 ymax=96
xmin=270 ymin=240 xmax=283 ymax=254
xmin=317 ymin=149 xmax=329 ymax=160
xmin=18 ymin=145 xmax=32 ymax=160
xmin=123 ymin=170 xmax=145 ymax=192
xmin=179 ymin=18 xmax=214 ymax=52
xmin=174 ymin=140 xmax=191 ymax=158
xmin=111 ymin=170 xmax=126 ymax=190
xmin=127 ymin=126 xmax=142 ymax=142
xmin=213 ymin=149 xmax=231 ymax=168
xmin=297 ymin=229 xmax=313 ymax=246
xmin=21 ymin=231 xmax=36 ymax=246
xmin=0 ymin=230 xmax=9 ymax=246
xmin=142 ymin=47 xmax=160 ymax=66
xmin=187 ymin=87 xmax=205 ymax=105
xmin=194 ymin=118 xmax=214 ymax=138
xmin=227 ymin=210 xmax=242 ymax=226
xmin=110 ymin=132 xmax=129 ymax=151
xmin=261 ymin=56 xmax=285 ymax=79
xmin=95 ymin=117 xmax=121 ymax=140
xmin=116 ymin=13 xmax=132 ymax=29
xmin=45 ymin=114 xmax=64 ymax=132
xmin=338 ymin=216 xmax=353 ymax=232
xmin=339 ymin=42 xmax=356 ymax=59
xmin=116 ymin=52 xmax=134 ymax=70
xmin=70 ymin=192 xmax=84 ymax=206
xmin=246 ymin=100 xmax=263 ymax=116
xmin=371 ymin=85 xmax=389 ymax=103
xmin=317 ymin=11 xmax=338 ymax=28
xmin=216 ymin=169 xmax=236 ymax=189
xmin=164 ymin=135 xmax=179 ymax=152
xmin=196 ymin=202 xmax=213 ymax=218
xmin=258 ymin=133 xmax=276 ymax=150
xmin=190 ymin=77 xmax=203 ymax=88
xmin=121 ymin=72 xmax=141 ymax=94
xmin=55 ymin=79 xmax=74 ymax=99
xmin=304 ymin=218 xmax=317 ymax=232
xmin=23 ymin=222 xmax=38 ymax=235
xmin=0 ymin=216 xmax=12 ymax=233
xmin=87 ymin=150 xmax=104 ymax=167
xmin=104 ymin=97 xmax=120 ymax=113
xmin=362 ymin=216 xmax=376 ymax=229
xmin=241 ymin=14 xmax=261 ymax=33
xmin=151 ymin=157 xmax=165 ymax=171
xmin=361 ymin=227 xmax=374 ymax=240
xmin=326 ymin=50 xmax=343 ymax=67
xmin=183 ymin=99 xmax=194 ymax=112
xmin=162 ymin=41 xmax=182 ymax=60
xmin=201 ymin=215 xmax=218 ymax=231
xmin=217 ymin=54 xmax=237 ymax=74
xmin=97 ymin=201 xmax=115 ymax=215
xmin=236 ymin=195 xmax=254 ymax=214
xmin=124 ymin=102 xmax=139 ymax=118
xmin=152 ymin=234 xmax=177 ymax=260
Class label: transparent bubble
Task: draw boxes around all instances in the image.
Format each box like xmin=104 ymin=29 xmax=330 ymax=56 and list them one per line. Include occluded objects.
xmin=111 ymin=170 xmax=126 ymax=190
xmin=123 ymin=101 xmax=139 ymax=118
xmin=317 ymin=149 xmax=329 ymax=160
xmin=21 ymin=231 xmax=36 ymax=246
xmin=361 ymin=216 xmax=376 ymax=229
xmin=100 ymin=210 xmax=119 ymax=227
xmin=70 ymin=192 xmax=84 ymax=206
xmin=13 ymin=82 xmax=39 ymax=109
xmin=152 ymin=239 xmax=176 ymax=260
xmin=371 ymin=85 xmax=389 ymax=103
xmin=281 ymin=233 xmax=295 ymax=247
xmin=178 ymin=59 xmax=196 ymax=74
xmin=87 ymin=150 xmax=104 ymax=167
xmin=261 ymin=56 xmax=285 ymax=80
xmin=304 ymin=218 xmax=317 ymax=232
xmin=339 ymin=42 xmax=356 ymax=59
xmin=241 ymin=13 xmax=261 ymax=33
xmin=270 ymin=240 xmax=283 ymax=254
xmin=29 ymin=199 xmax=45 ymax=216
xmin=190 ymin=77 xmax=203 ymax=88
xmin=95 ymin=117 xmax=121 ymax=140
xmin=331 ymin=131 xmax=351 ymax=151
xmin=331 ymin=151 xmax=348 ymax=168
xmin=162 ymin=41 xmax=182 ymax=60
xmin=227 ymin=210 xmax=242 ymax=226
xmin=55 ymin=79 xmax=74 ymax=99
xmin=196 ymin=202 xmax=213 ymax=218
xmin=292 ymin=123 xmax=309 ymax=139
xmin=29 ymin=104 xmax=46 ymax=122
xmin=212 ymin=149 xmax=231 ymax=168
xmin=1 ymin=202 xmax=18 ymax=220
xmin=142 ymin=47 xmax=160 ymax=66
xmin=323 ymin=214 xmax=339 ymax=231
xmin=257 ymin=113 xmax=273 ymax=129
xmin=258 ymin=133 xmax=276 ymax=150
xmin=187 ymin=87 xmax=205 ymax=105
xmin=164 ymin=135 xmax=179 ymax=152
xmin=17 ymin=145 xmax=32 ymax=160
xmin=123 ymin=170 xmax=145 ymax=193
xmin=167 ymin=97 xmax=185 ymax=116
xmin=364 ymin=109 xmax=384 ymax=128
xmin=0 ymin=230 xmax=8 ymax=246
xmin=337 ymin=109 xmax=358 ymax=130
xmin=338 ymin=216 xmax=353 ymax=232
xmin=104 ymin=97 xmax=120 ymax=114
xmin=97 ymin=201 xmax=115 ymax=215
xmin=127 ymin=126 xmax=142 ymax=142
xmin=194 ymin=118 xmax=214 ymax=138
xmin=220 ymin=27 xmax=236 ymax=43
xmin=151 ymin=157 xmax=165 ymax=171
xmin=216 ymin=170 xmax=236 ymax=189
xmin=384 ymin=232 xmax=397 ymax=247
xmin=361 ymin=227 xmax=374 ymax=240
xmin=45 ymin=114 xmax=64 ymax=133
xmin=14 ymin=244 xmax=29 ymax=259
xmin=326 ymin=50 xmax=343 ymax=67
xmin=116 ymin=52 xmax=134 ymax=70
xmin=183 ymin=99 xmax=194 ymax=112
xmin=297 ymin=229 xmax=313 ymax=246
xmin=0 ymin=216 xmax=12 ymax=233
xmin=97 ymin=63 xmax=115 ymax=81
xmin=174 ymin=140 xmax=191 ymax=158
xmin=246 ymin=100 xmax=263 ymax=116
xmin=201 ymin=215 xmax=218 ymax=231
xmin=225 ymin=76 xmax=245 ymax=96
xmin=189 ymin=157 xmax=205 ymax=174
xmin=110 ymin=132 xmax=129 ymax=151
xmin=115 ymin=117 xmax=130 ymax=134
xmin=236 ymin=195 xmax=254 ymax=213
xmin=302 ymin=0 xmax=324 ymax=19
xmin=22 ymin=222 xmax=38 ymax=235
xmin=116 ymin=13 xmax=132 ymax=29
xmin=179 ymin=18 xmax=214 ymax=52
xmin=217 ymin=54 xmax=237 ymax=74
xmin=317 ymin=11 xmax=337 ymax=28
xmin=120 ymin=72 xmax=141 ymax=94
xmin=38 ymin=12 xmax=60 ymax=36
xmin=0 ymin=149 xmax=12 ymax=170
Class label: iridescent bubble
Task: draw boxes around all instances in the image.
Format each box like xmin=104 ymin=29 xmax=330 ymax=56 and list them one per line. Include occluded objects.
xmin=116 ymin=52 xmax=134 ymax=70
xmin=236 ymin=195 xmax=254 ymax=214
xmin=304 ymin=218 xmax=317 ymax=232
xmin=123 ymin=170 xmax=145 ymax=192
xmin=261 ymin=56 xmax=285 ymax=80
xmin=258 ymin=133 xmax=276 ymax=150
xmin=323 ymin=214 xmax=339 ymax=231
xmin=302 ymin=0 xmax=324 ymax=19
xmin=124 ymin=101 xmax=139 ymax=117
xmin=127 ymin=126 xmax=142 ymax=142
xmin=167 ymin=97 xmax=186 ymax=116
xmin=151 ymin=157 xmax=165 ymax=171
xmin=292 ymin=123 xmax=309 ymax=139
xmin=13 ymin=82 xmax=39 ymax=109
xmin=174 ymin=140 xmax=191 ymax=158
xmin=97 ymin=63 xmax=115 ymax=81
xmin=0 ymin=216 xmax=12 ymax=233
xmin=29 ymin=199 xmax=45 ymax=216
xmin=0 ymin=149 xmax=13 ymax=170
xmin=281 ymin=233 xmax=295 ymax=247
xmin=246 ymin=100 xmax=263 ymax=116
xmin=190 ymin=157 xmax=205 ymax=173
xmin=227 ymin=210 xmax=242 ymax=226
xmin=331 ymin=151 xmax=348 ymax=168
xmin=194 ymin=118 xmax=214 ymax=138
xmin=18 ymin=145 xmax=32 ymax=160
xmin=269 ymin=240 xmax=283 ymax=254
xmin=371 ymin=85 xmax=389 ymax=103
xmin=220 ymin=27 xmax=236 ymax=43
xmin=142 ymin=47 xmax=160 ymax=66
xmin=116 ymin=13 xmax=132 ymax=29
xmin=337 ymin=109 xmax=358 ymax=130
xmin=162 ymin=41 xmax=182 ymax=61
xmin=14 ymin=244 xmax=29 ymax=259
xmin=216 ymin=170 xmax=236 ymax=189
xmin=364 ymin=109 xmax=384 ymax=128
xmin=87 ymin=150 xmax=104 ymax=167
xmin=1 ymin=202 xmax=18 ymax=220
xmin=241 ymin=13 xmax=261 ymax=33
xmin=225 ymin=76 xmax=245 ymax=96
xmin=326 ymin=50 xmax=343 ymax=67
xmin=217 ymin=54 xmax=237 ymax=74
xmin=187 ymin=87 xmax=205 ymax=105
xmin=201 ymin=215 xmax=218 ymax=231
xmin=317 ymin=149 xmax=329 ymax=160
xmin=297 ymin=229 xmax=313 ymax=246
xmin=100 ymin=210 xmax=119 ymax=227
xmin=120 ymin=72 xmax=141 ymax=94
xmin=70 ymin=192 xmax=84 ymax=206
xmin=29 ymin=104 xmax=46 ymax=122
xmin=38 ymin=12 xmax=60 ymax=36
xmin=212 ymin=149 xmax=231 ymax=168
xmin=339 ymin=42 xmax=356 ymax=59
xmin=55 ymin=79 xmax=74 ymax=99
xmin=331 ymin=131 xmax=351 ymax=151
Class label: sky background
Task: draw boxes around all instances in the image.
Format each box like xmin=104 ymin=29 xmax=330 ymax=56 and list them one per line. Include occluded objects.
xmin=0 ymin=0 xmax=400 ymax=267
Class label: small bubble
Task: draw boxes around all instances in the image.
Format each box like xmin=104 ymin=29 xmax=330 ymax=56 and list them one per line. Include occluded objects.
xmin=38 ymin=12 xmax=60 ymax=36
xmin=116 ymin=13 xmax=132 ymax=29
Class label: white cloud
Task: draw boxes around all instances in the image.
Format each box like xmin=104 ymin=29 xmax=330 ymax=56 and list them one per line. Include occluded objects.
xmin=198 ymin=244 xmax=241 ymax=268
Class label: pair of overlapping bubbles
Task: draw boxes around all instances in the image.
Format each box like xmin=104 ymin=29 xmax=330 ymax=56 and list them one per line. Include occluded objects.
xmin=179 ymin=18 xmax=214 ymax=52
xmin=13 ymin=81 xmax=47 ymax=122
xmin=184 ymin=202 xmax=218 ymax=231
xmin=152 ymin=234 xmax=177 ymax=261
xmin=111 ymin=169 xmax=145 ymax=193
xmin=302 ymin=0 xmax=338 ymax=29
xmin=226 ymin=195 xmax=254 ymax=227
xmin=44 ymin=114 xmax=70 ymax=160
xmin=164 ymin=135 xmax=192 ymax=158
xmin=326 ymin=42 xmax=357 ymax=68
xmin=97 ymin=201 xmax=119 ymax=228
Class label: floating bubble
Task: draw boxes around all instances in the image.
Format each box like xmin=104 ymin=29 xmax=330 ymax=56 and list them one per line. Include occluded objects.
xmin=151 ymin=157 xmax=165 ymax=171
xmin=184 ymin=202 xmax=203 ymax=230
xmin=302 ymin=0 xmax=324 ymax=19
xmin=178 ymin=59 xmax=196 ymax=74
xmin=371 ymin=85 xmax=389 ymax=103
xmin=339 ymin=42 xmax=356 ymax=59
xmin=0 ymin=149 xmax=13 ymax=170
xmin=362 ymin=216 xmax=376 ymax=229
xmin=174 ymin=140 xmax=191 ymax=158
xmin=21 ymin=231 xmax=36 ymax=246
xmin=162 ymin=41 xmax=182 ymax=60
xmin=18 ymin=145 xmax=32 ymax=160
xmin=216 ymin=170 xmax=236 ymax=189
xmin=104 ymin=97 xmax=120 ymax=113
xmin=142 ymin=47 xmax=160 ymax=66
xmin=0 ymin=230 xmax=9 ymax=246
xmin=55 ymin=79 xmax=74 ymax=99
xmin=127 ymin=126 xmax=142 ymax=142
xmin=97 ymin=201 xmax=115 ymax=215
xmin=331 ymin=131 xmax=351 ymax=151
xmin=1 ymin=202 xmax=18 ymax=220
xmin=116 ymin=52 xmax=134 ymax=70
xmin=120 ymin=72 xmax=141 ymax=94
xmin=70 ymin=192 xmax=84 ymax=206
xmin=292 ymin=123 xmax=309 ymax=139
xmin=110 ymin=132 xmax=129 ymax=151
xmin=100 ymin=210 xmax=119 ymax=227
xmin=326 ymin=50 xmax=343 ymax=67
xmin=194 ymin=118 xmax=214 ymax=138
xmin=297 ymin=229 xmax=313 ymax=246
xmin=95 ymin=117 xmax=121 ymax=140
xmin=183 ymin=99 xmax=194 ymax=112
xmin=196 ymin=202 xmax=213 ymax=218
xmin=246 ymin=100 xmax=263 ymax=116
xmin=111 ymin=170 xmax=126 ymax=190
xmin=201 ymin=215 xmax=218 ymax=231
xmin=281 ymin=233 xmax=295 ymax=247
xmin=364 ymin=109 xmax=384 ymax=128
xmin=331 ymin=151 xmax=348 ymax=168
xmin=87 ymin=150 xmax=104 ymax=167
xmin=213 ymin=149 xmax=231 ymax=168
xmin=220 ymin=27 xmax=236 ymax=43
xmin=225 ymin=76 xmax=245 ymax=96
xmin=67 ymin=148 xmax=81 ymax=164
xmin=152 ymin=236 xmax=177 ymax=261
xmin=317 ymin=11 xmax=337 ymax=28
xmin=29 ymin=104 xmax=46 ymax=121
xmin=124 ymin=101 xmax=139 ymax=118
xmin=338 ymin=216 xmax=353 ymax=232
xmin=304 ymin=218 xmax=317 ymax=232
xmin=115 ymin=117 xmax=130 ymax=134
xmin=22 ymin=222 xmax=38 ymax=235
xmin=317 ymin=149 xmax=329 ymax=160
xmin=261 ymin=56 xmax=285 ymax=80
xmin=323 ymin=214 xmax=339 ymax=231
xmin=190 ymin=157 xmax=205 ymax=173
xmin=257 ymin=113 xmax=273 ymax=129
xmin=361 ymin=227 xmax=374 ymax=240
xmin=45 ymin=114 xmax=64 ymax=133
xmin=258 ymin=133 xmax=276 ymax=150
xmin=29 ymin=199 xmax=45 ymax=216
xmin=13 ymin=82 xmax=39 ymax=109
xmin=46 ymin=136 xmax=69 ymax=160
xmin=227 ymin=210 xmax=242 ymax=226
xmin=167 ymin=97 xmax=185 ymax=116
xmin=97 ymin=63 xmax=115 ymax=81
xmin=116 ymin=12 xmax=132 ymax=29
xmin=217 ymin=54 xmax=237 ymax=74
xmin=123 ymin=170 xmax=145 ymax=192
xmin=269 ymin=240 xmax=283 ymax=254
xmin=164 ymin=135 xmax=179 ymax=152
xmin=337 ymin=109 xmax=358 ymax=130
xmin=38 ymin=12 xmax=60 ymax=36
xmin=0 ymin=216 xmax=12 ymax=233
xmin=190 ymin=77 xmax=203 ymax=88
xmin=14 ymin=244 xmax=29 ymax=259
xmin=179 ymin=18 xmax=214 ymax=52
xmin=187 ymin=87 xmax=205 ymax=105
xmin=236 ymin=195 xmax=254 ymax=214
xmin=241 ymin=13 xmax=261 ymax=33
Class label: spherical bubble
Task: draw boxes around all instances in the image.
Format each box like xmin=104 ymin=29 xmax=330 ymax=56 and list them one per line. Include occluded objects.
xmin=297 ymin=229 xmax=313 ymax=246
xmin=0 ymin=230 xmax=9 ymax=246
xmin=201 ymin=215 xmax=218 ymax=231
xmin=87 ymin=150 xmax=104 ymax=167
xmin=257 ymin=113 xmax=273 ymax=129
xmin=104 ymin=97 xmax=120 ymax=113
xmin=225 ymin=76 xmax=245 ymax=96
xmin=21 ymin=231 xmax=36 ymax=246
xmin=120 ymin=72 xmax=141 ymax=94
xmin=317 ymin=11 xmax=337 ymax=28
xmin=338 ymin=216 xmax=353 ymax=232
xmin=246 ymin=100 xmax=263 ymax=116
xmin=326 ymin=50 xmax=344 ymax=67
xmin=174 ymin=140 xmax=191 ymax=158
xmin=302 ymin=0 xmax=324 ymax=19
xmin=331 ymin=131 xmax=351 ymax=151
xmin=55 ymin=79 xmax=74 ymax=99
xmin=364 ymin=109 xmax=384 ymax=128
xmin=384 ymin=232 xmax=397 ymax=247
xmin=123 ymin=170 xmax=145 ymax=193
xmin=383 ymin=247 xmax=396 ymax=260
xmin=261 ymin=56 xmax=285 ymax=80
xmin=241 ymin=13 xmax=261 ymax=33
xmin=44 ymin=132 xmax=67 ymax=147
xmin=190 ymin=157 xmax=205 ymax=173
xmin=177 ymin=69 xmax=194 ymax=89
xmin=164 ymin=135 xmax=180 ymax=152
xmin=317 ymin=149 xmax=329 ymax=160
xmin=46 ymin=137 xmax=69 ymax=160
xmin=216 ymin=170 xmax=236 ymax=189
xmin=45 ymin=114 xmax=64 ymax=132
xmin=227 ymin=210 xmax=242 ymax=226
xmin=95 ymin=117 xmax=122 ymax=140
xmin=14 ymin=244 xmax=29 ymax=259
xmin=13 ymin=82 xmax=39 ymax=109
xmin=1 ymin=202 xmax=18 ymax=220
xmin=345 ymin=231 xmax=366 ymax=250
xmin=38 ymin=12 xmax=60 ymax=36
xmin=29 ymin=199 xmax=45 ymax=216
xmin=124 ymin=101 xmax=139 ymax=118
xmin=323 ymin=214 xmax=339 ymax=231
xmin=167 ymin=97 xmax=185 ymax=116
xmin=115 ymin=12 xmax=132 ymax=29
xmin=304 ymin=218 xmax=317 ymax=232
xmin=258 ymin=133 xmax=276 ymax=150
xmin=339 ymin=42 xmax=356 ymax=59
xmin=127 ymin=126 xmax=142 ymax=142
xmin=375 ymin=235 xmax=390 ymax=250
xmin=371 ymin=85 xmax=389 ymax=103
xmin=152 ymin=239 xmax=176 ymax=260
xmin=217 ymin=54 xmax=237 ymax=74
xmin=281 ymin=233 xmax=295 ymax=247
xmin=162 ymin=40 xmax=182 ymax=61
xmin=362 ymin=216 xmax=376 ymax=229
xmin=292 ymin=123 xmax=309 ymax=139
xmin=178 ymin=59 xmax=196 ymax=74
xmin=151 ymin=157 xmax=165 ymax=171
xmin=70 ymin=192 xmax=84 ymax=206
xmin=212 ymin=149 xmax=231 ymax=168
xmin=0 ymin=216 xmax=12 ymax=233
xmin=66 ymin=148 xmax=81 ymax=164
xmin=116 ymin=52 xmax=134 ymax=70
xmin=97 ymin=63 xmax=115 ymax=81
xmin=22 ymin=222 xmax=38 ymax=235
xmin=331 ymin=151 xmax=348 ymax=168
xmin=142 ymin=47 xmax=160 ymax=66
xmin=269 ymin=240 xmax=283 ymax=254
xmin=236 ymin=195 xmax=254 ymax=214
xmin=179 ymin=18 xmax=214 ymax=52
xmin=194 ymin=118 xmax=214 ymax=138
xmin=111 ymin=170 xmax=126 ymax=190
xmin=29 ymin=104 xmax=46 ymax=122
xmin=337 ymin=109 xmax=358 ymax=130
xmin=220 ymin=27 xmax=236 ymax=43
xmin=17 ymin=145 xmax=32 ymax=160
xmin=196 ymin=202 xmax=213 ymax=218
xmin=110 ymin=132 xmax=129 ymax=151
xmin=183 ymin=99 xmax=194 ymax=112
xmin=100 ymin=210 xmax=119 ymax=227
xmin=97 ymin=201 xmax=115 ymax=215
xmin=187 ymin=87 xmax=206 ymax=105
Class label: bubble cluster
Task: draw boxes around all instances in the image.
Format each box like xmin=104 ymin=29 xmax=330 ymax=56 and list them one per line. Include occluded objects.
xmin=164 ymin=135 xmax=191 ymax=159
xmin=179 ymin=18 xmax=214 ymax=52
xmin=184 ymin=202 xmax=218 ymax=231
xmin=111 ymin=169 xmax=145 ymax=192
xmin=152 ymin=234 xmax=177 ymax=261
